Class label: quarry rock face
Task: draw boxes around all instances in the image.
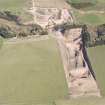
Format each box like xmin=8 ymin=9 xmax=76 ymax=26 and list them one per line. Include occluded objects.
xmin=29 ymin=0 xmax=72 ymax=28
xmin=34 ymin=8 xmax=71 ymax=28
xmin=56 ymin=27 xmax=101 ymax=97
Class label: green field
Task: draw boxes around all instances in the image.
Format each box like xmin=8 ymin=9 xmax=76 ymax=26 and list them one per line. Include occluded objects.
xmin=1 ymin=37 xmax=105 ymax=105
xmin=0 ymin=0 xmax=32 ymax=22
xmin=55 ymin=97 xmax=105 ymax=105
xmin=71 ymin=0 xmax=105 ymax=26
xmin=69 ymin=0 xmax=105 ymax=10
xmin=87 ymin=45 xmax=105 ymax=96
xmin=54 ymin=45 xmax=105 ymax=105
xmin=0 ymin=0 xmax=105 ymax=105
xmin=74 ymin=12 xmax=105 ymax=26
xmin=0 ymin=38 xmax=68 ymax=104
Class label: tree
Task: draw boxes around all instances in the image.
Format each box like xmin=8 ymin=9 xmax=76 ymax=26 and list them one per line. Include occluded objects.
xmin=0 ymin=36 xmax=3 ymax=49
xmin=97 ymin=24 xmax=105 ymax=38
xmin=82 ymin=25 xmax=91 ymax=47
xmin=0 ymin=25 xmax=16 ymax=38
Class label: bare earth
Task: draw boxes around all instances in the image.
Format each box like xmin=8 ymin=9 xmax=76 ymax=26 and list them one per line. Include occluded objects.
xmin=55 ymin=28 xmax=101 ymax=97
xmin=29 ymin=0 xmax=101 ymax=97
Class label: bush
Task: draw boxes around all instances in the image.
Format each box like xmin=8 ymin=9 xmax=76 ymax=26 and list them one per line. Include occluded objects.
xmin=82 ymin=25 xmax=91 ymax=46
xmin=0 ymin=23 xmax=48 ymax=39
xmin=16 ymin=24 xmax=48 ymax=38
xmin=0 ymin=25 xmax=16 ymax=38
xmin=0 ymin=11 xmax=21 ymax=25
xmin=16 ymin=25 xmax=30 ymax=38
xmin=28 ymin=24 xmax=48 ymax=35
xmin=54 ymin=23 xmax=84 ymax=33
xmin=40 ymin=30 xmax=48 ymax=35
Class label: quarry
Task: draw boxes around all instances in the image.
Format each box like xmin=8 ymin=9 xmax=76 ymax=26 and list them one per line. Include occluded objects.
xmin=28 ymin=0 xmax=101 ymax=97
xmin=55 ymin=26 xmax=100 ymax=97
xmin=1 ymin=0 xmax=105 ymax=104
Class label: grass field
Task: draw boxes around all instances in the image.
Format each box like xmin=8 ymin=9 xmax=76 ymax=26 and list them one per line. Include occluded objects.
xmin=69 ymin=0 xmax=105 ymax=10
xmin=71 ymin=0 xmax=105 ymax=26
xmin=0 ymin=0 xmax=27 ymax=10
xmin=0 ymin=0 xmax=105 ymax=105
xmin=87 ymin=45 xmax=105 ymax=96
xmin=0 ymin=0 xmax=32 ymax=22
xmin=0 ymin=38 xmax=68 ymax=104
xmin=74 ymin=12 xmax=105 ymax=26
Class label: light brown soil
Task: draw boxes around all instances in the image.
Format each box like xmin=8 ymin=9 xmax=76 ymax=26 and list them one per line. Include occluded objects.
xmin=33 ymin=0 xmax=70 ymax=9
xmin=55 ymin=28 xmax=101 ymax=97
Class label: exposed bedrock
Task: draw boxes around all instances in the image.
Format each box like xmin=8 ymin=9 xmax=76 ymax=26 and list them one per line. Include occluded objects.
xmin=29 ymin=7 xmax=73 ymax=28
xmin=55 ymin=27 xmax=101 ymax=97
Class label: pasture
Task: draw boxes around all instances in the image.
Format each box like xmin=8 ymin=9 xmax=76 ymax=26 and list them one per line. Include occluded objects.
xmin=87 ymin=45 xmax=105 ymax=96
xmin=0 ymin=0 xmax=32 ymax=22
xmin=0 ymin=38 xmax=68 ymax=104
xmin=0 ymin=0 xmax=28 ymax=10
xmin=74 ymin=12 xmax=105 ymax=26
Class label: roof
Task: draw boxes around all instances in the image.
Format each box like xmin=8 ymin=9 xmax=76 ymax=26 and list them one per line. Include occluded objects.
xmin=35 ymin=0 xmax=70 ymax=9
